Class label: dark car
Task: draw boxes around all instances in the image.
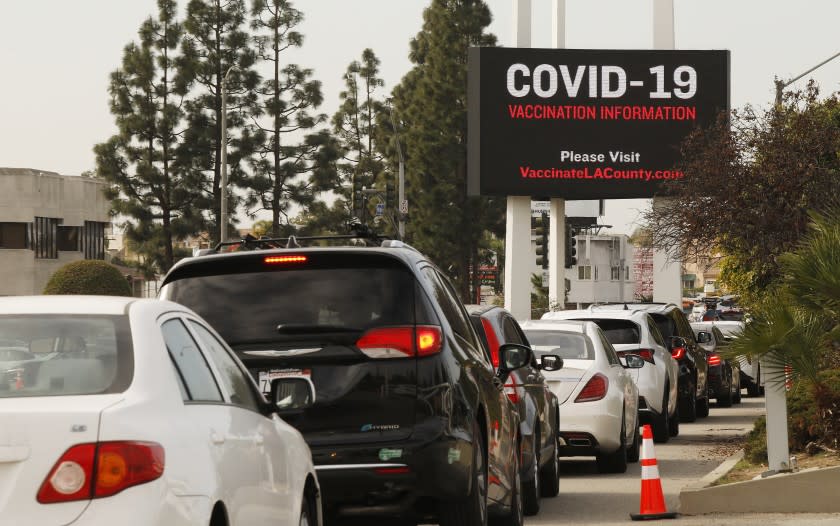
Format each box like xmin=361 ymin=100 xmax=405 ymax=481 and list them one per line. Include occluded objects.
xmin=160 ymin=236 xmax=530 ymax=526
xmin=691 ymin=323 xmax=742 ymax=407
xmin=592 ymin=303 xmax=709 ymax=422
xmin=467 ymin=305 xmax=561 ymax=516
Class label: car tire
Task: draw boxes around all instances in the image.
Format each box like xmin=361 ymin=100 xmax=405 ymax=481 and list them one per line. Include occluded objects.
xmin=668 ymin=403 xmax=680 ymax=437
xmin=679 ymin=379 xmax=697 ymax=422
xmin=490 ymin=439 xmax=523 ymax=526
xmin=439 ymin=421 xmax=488 ymax=526
xmin=299 ymin=495 xmax=313 ymax=526
xmin=734 ymin=379 xmax=742 ymax=404
xmin=697 ymin=394 xmax=710 ymax=418
xmin=718 ymin=374 xmax=733 ymax=408
xmin=627 ymin=416 xmax=641 ymax=463
xmin=652 ymin=385 xmax=670 ymax=443
xmin=522 ymin=434 xmax=540 ymax=516
xmin=596 ymin=414 xmax=628 ymax=474
xmin=538 ymin=425 xmax=560 ymax=498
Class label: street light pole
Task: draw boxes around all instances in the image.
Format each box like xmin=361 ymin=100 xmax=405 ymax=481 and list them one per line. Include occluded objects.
xmin=220 ymin=66 xmax=235 ymax=244
xmin=388 ymin=101 xmax=405 ymax=240
xmin=775 ymin=50 xmax=840 ymax=106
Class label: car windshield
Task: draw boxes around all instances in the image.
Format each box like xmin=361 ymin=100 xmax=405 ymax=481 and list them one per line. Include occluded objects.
xmin=717 ymin=324 xmax=744 ymax=340
xmin=0 ymin=315 xmax=132 ymax=398
xmin=163 ymin=261 xmax=418 ymax=345
xmin=522 ymin=330 xmax=593 ymax=360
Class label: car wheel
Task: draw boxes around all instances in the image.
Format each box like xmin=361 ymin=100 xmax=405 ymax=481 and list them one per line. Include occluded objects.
xmin=718 ymin=374 xmax=733 ymax=408
xmin=596 ymin=414 xmax=628 ymax=474
xmin=679 ymin=379 xmax=697 ymax=422
xmin=627 ymin=416 xmax=641 ymax=463
xmin=490 ymin=438 xmax=523 ymax=526
xmin=522 ymin=434 xmax=540 ymax=516
xmin=440 ymin=421 xmax=488 ymax=526
xmin=668 ymin=402 xmax=680 ymax=437
xmin=538 ymin=425 xmax=560 ymax=498
xmin=733 ymin=376 xmax=742 ymax=404
xmin=652 ymin=385 xmax=670 ymax=443
xmin=697 ymin=393 xmax=710 ymax=417
xmin=299 ymin=495 xmax=313 ymax=526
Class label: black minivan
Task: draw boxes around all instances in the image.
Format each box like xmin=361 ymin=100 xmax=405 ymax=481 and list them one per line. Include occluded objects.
xmin=160 ymin=239 xmax=533 ymax=526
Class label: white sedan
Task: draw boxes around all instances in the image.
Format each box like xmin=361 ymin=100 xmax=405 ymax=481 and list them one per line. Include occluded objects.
xmin=520 ymin=319 xmax=641 ymax=473
xmin=0 ymin=296 xmax=320 ymax=526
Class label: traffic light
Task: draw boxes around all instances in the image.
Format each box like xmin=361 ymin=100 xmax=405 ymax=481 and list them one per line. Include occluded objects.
xmin=385 ymin=182 xmax=395 ymax=209
xmin=352 ymin=177 xmax=364 ymax=219
xmin=565 ymin=224 xmax=578 ymax=268
xmin=533 ymin=212 xmax=549 ymax=269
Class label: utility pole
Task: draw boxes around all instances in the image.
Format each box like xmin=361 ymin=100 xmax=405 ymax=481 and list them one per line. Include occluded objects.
xmin=389 ymin=103 xmax=406 ymax=240
xmin=775 ymin=50 xmax=840 ymax=106
xmin=220 ymin=66 xmax=235 ymax=244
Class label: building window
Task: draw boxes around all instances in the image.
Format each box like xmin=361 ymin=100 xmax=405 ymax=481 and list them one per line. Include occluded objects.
xmin=32 ymin=217 xmax=60 ymax=259
xmin=610 ymin=266 xmax=621 ymax=281
xmin=578 ymin=265 xmax=592 ymax=280
xmin=0 ymin=223 xmax=28 ymax=249
xmin=57 ymin=226 xmax=81 ymax=252
xmin=82 ymin=221 xmax=107 ymax=260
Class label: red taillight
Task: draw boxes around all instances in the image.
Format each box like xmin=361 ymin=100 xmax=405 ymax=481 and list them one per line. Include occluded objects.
xmin=616 ymin=349 xmax=655 ymax=364
xmin=480 ymin=318 xmax=500 ymax=368
xmin=707 ymin=353 xmax=722 ymax=367
xmin=575 ymin=373 xmax=608 ymax=403
xmin=504 ymin=374 xmax=520 ymax=404
xmin=671 ymin=347 xmax=686 ymax=360
xmin=38 ymin=442 xmax=164 ymax=504
xmin=356 ymin=326 xmax=442 ymax=359
xmin=264 ymin=255 xmax=307 ymax=265
xmin=375 ymin=466 xmax=411 ymax=475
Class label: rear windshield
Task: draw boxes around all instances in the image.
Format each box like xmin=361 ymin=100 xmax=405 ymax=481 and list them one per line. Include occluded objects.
xmin=162 ymin=255 xmax=420 ymax=345
xmin=0 ymin=315 xmax=132 ymax=398
xmin=588 ymin=319 xmax=640 ymax=344
xmin=522 ymin=330 xmax=593 ymax=360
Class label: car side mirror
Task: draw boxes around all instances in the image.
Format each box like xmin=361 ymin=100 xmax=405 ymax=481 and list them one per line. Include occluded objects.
xmin=621 ymin=354 xmax=646 ymax=369
xmin=539 ymin=354 xmax=564 ymax=372
xmin=497 ymin=343 xmax=533 ymax=379
xmin=270 ymin=378 xmax=315 ymax=413
xmin=670 ymin=336 xmax=687 ymax=350
xmin=696 ymin=331 xmax=712 ymax=344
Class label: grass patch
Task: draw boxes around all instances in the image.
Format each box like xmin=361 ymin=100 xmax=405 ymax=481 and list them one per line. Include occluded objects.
xmin=711 ymin=451 xmax=840 ymax=486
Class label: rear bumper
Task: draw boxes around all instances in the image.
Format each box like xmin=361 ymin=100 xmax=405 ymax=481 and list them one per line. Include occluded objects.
xmin=556 ymin=401 xmax=622 ymax=456
xmin=311 ymin=434 xmax=474 ymax=519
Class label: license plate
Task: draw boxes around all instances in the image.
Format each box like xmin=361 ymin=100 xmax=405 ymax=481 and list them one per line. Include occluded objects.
xmin=258 ymin=368 xmax=312 ymax=394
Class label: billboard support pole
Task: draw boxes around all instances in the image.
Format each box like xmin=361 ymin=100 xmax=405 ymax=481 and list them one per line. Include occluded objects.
xmin=651 ymin=0 xmax=682 ymax=307
xmin=548 ymin=0 xmax=567 ymax=311
xmin=504 ymin=0 xmax=533 ymax=320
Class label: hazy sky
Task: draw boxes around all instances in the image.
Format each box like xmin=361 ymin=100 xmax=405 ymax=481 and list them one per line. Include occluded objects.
xmin=2 ymin=0 xmax=839 ymax=234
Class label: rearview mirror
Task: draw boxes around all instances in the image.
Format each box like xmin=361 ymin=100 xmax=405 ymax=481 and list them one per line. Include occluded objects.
xmin=696 ymin=331 xmax=712 ymax=344
xmin=670 ymin=336 xmax=687 ymax=350
xmin=498 ymin=343 xmax=533 ymax=377
xmin=270 ymin=377 xmax=315 ymax=413
xmin=539 ymin=354 xmax=564 ymax=372
xmin=621 ymin=354 xmax=645 ymax=369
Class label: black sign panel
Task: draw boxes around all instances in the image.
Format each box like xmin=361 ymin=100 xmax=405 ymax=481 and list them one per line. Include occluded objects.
xmin=467 ymin=48 xmax=730 ymax=199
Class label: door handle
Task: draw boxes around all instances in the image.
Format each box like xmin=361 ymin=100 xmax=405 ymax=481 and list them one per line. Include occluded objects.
xmin=211 ymin=431 xmax=226 ymax=445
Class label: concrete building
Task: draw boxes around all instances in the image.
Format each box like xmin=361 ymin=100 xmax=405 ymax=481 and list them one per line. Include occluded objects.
xmin=0 ymin=168 xmax=110 ymax=296
xmin=567 ymin=233 xmax=635 ymax=307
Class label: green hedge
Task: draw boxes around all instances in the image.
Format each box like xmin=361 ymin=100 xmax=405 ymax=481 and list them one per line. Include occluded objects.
xmin=43 ymin=260 xmax=132 ymax=297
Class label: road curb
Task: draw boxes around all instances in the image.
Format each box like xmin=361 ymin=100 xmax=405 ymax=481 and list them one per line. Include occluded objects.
xmin=683 ymin=448 xmax=745 ymax=492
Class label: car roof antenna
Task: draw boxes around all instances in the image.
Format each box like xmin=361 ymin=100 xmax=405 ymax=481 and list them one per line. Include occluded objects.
xmin=624 ymin=303 xmax=629 ymax=310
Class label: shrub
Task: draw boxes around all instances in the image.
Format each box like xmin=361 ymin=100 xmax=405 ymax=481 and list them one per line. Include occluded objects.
xmin=744 ymin=415 xmax=768 ymax=464
xmin=43 ymin=260 xmax=132 ymax=297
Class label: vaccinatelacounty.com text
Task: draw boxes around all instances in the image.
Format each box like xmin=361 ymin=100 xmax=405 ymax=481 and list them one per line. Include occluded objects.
xmin=519 ymin=166 xmax=685 ymax=181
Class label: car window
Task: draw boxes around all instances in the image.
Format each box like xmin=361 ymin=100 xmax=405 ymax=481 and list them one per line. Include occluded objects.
xmin=189 ymin=320 xmax=261 ymax=412
xmin=647 ymin=316 xmax=666 ymax=347
xmin=162 ymin=319 xmax=222 ymax=402
xmin=590 ymin=319 xmax=640 ymax=344
xmin=596 ymin=328 xmax=621 ymax=365
xmin=502 ymin=316 xmax=525 ymax=345
xmin=522 ymin=330 xmax=593 ymax=360
xmin=421 ymin=268 xmax=483 ymax=357
xmin=651 ymin=313 xmax=675 ymax=341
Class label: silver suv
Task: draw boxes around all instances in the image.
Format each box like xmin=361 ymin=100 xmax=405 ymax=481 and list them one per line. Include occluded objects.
xmin=541 ymin=308 xmax=679 ymax=443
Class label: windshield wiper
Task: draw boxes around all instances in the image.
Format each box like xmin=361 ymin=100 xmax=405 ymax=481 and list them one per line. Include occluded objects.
xmin=276 ymin=324 xmax=362 ymax=334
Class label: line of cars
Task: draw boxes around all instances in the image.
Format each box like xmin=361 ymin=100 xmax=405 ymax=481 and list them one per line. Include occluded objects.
xmin=0 ymin=235 xmax=752 ymax=526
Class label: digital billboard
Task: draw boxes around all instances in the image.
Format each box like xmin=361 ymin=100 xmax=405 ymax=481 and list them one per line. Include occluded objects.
xmin=467 ymin=48 xmax=730 ymax=199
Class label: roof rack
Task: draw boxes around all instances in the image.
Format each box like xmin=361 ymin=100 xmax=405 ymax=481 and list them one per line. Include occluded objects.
xmin=211 ymin=223 xmax=392 ymax=253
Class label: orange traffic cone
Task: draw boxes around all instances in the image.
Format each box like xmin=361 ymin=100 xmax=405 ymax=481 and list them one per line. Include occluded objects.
xmin=14 ymin=370 xmax=24 ymax=390
xmin=630 ymin=424 xmax=677 ymax=521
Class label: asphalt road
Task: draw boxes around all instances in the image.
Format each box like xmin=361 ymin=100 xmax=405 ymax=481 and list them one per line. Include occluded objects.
xmin=529 ymin=394 xmax=766 ymax=525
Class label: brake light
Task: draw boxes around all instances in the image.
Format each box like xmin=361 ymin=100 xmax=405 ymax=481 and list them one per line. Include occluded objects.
xmin=480 ymin=318 xmax=500 ymax=368
xmin=504 ymin=374 xmax=520 ymax=404
xmin=671 ymin=347 xmax=686 ymax=360
xmin=575 ymin=373 xmax=608 ymax=403
xmin=264 ymin=255 xmax=307 ymax=265
xmin=707 ymin=353 xmax=722 ymax=367
xmin=375 ymin=466 xmax=411 ymax=475
xmin=38 ymin=442 xmax=164 ymax=504
xmin=356 ymin=326 xmax=442 ymax=359
xmin=616 ymin=349 xmax=655 ymax=364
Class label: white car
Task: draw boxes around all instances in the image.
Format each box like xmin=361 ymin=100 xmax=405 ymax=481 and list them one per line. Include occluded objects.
xmin=0 ymin=296 xmax=321 ymax=526
xmin=542 ymin=309 xmax=680 ymax=443
xmin=519 ymin=319 xmax=641 ymax=474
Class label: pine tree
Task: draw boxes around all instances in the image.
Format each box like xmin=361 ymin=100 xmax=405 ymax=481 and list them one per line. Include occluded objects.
xmin=245 ymin=0 xmax=335 ymax=237
xmin=94 ymin=0 xmax=199 ymax=274
xmin=328 ymin=49 xmax=389 ymax=231
xmin=391 ymin=0 xmax=503 ymax=299
xmin=178 ymin=0 xmax=260 ymax=244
